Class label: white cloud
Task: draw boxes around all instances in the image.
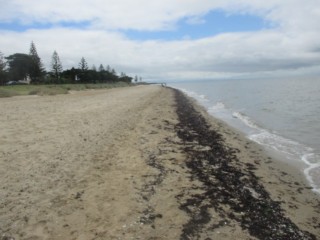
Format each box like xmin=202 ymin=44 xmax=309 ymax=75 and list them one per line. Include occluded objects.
xmin=1 ymin=1 xmax=320 ymax=81
xmin=0 ymin=0 xmax=282 ymax=30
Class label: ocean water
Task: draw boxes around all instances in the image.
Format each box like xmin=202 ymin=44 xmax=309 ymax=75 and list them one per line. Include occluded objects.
xmin=169 ymin=78 xmax=320 ymax=194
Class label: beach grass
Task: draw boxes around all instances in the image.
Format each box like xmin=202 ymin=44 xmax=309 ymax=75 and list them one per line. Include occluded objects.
xmin=0 ymin=89 xmax=16 ymax=98
xmin=0 ymin=82 xmax=132 ymax=98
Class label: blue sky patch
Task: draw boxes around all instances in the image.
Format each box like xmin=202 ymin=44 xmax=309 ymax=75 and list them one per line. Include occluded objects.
xmin=124 ymin=10 xmax=273 ymax=41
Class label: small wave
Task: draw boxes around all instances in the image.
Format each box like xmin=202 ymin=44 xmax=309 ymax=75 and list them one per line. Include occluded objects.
xmin=249 ymin=131 xmax=320 ymax=194
xmin=208 ymin=102 xmax=226 ymax=111
xmin=178 ymin=88 xmax=196 ymax=96
xmin=302 ymin=153 xmax=320 ymax=165
xmin=232 ymin=111 xmax=261 ymax=130
xmin=301 ymin=153 xmax=320 ymax=194
xmin=179 ymin=88 xmax=209 ymax=103
xmin=304 ymin=163 xmax=320 ymax=194
xmin=249 ymin=132 xmax=303 ymax=157
xmin=199 ymin=94 xmax=208 ymax=100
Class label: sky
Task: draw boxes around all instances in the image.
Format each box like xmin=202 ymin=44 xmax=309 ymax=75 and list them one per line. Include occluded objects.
xmin=0 ymin=0 xmax=320 ymax=82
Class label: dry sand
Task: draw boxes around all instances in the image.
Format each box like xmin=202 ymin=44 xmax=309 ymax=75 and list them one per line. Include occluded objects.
xmin=0 ymin=85 xmax=319 ymax=239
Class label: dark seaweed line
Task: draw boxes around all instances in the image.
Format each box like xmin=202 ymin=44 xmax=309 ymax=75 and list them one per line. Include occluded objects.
xmin=172 ymin=89 xmax=316 ymax=240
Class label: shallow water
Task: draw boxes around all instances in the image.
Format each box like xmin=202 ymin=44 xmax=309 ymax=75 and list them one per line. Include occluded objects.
xmin=169 ymin=77 xmax=320 ymax=194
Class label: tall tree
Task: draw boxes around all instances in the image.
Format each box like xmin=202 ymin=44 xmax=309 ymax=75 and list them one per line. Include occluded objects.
xmin=29 ymin=41 xmax=44 ymax=83
xmin=78 ymin=57 xmax=88 ymax=82
xmin=0 ymin=51 xmax=7 ymax=85
xmin=6 ymin=53 xmax=32 ymax=81
xmin=98 ymin=64 xmax=105 ymax=72
xmin=78 ymin=57 xmax=88 ymax=71
xmin=0 ymin=51 xmax=6 ymax=71
xmin=51 ymin=50 xmax=63 ymax=83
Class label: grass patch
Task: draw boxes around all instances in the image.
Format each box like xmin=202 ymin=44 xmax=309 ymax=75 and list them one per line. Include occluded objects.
xmin=28 ymin=86 xmax=69 ymax=96
xmin=60 ymin=82 xmax=131 ymax=91
xmin=0 ymin=82 xmax=132 ymax=98
xmin=0 ymin=89 xmax=16 ymax=98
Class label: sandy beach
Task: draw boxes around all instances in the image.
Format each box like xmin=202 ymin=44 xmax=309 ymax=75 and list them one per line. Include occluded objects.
xmin=0 ymin=85 xmax=319 ymax=239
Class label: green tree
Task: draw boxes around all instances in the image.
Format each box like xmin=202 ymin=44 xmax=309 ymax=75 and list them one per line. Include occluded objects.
xmin=118 ymin=71 xmax=132 ymax=83
xmin=98 ymin=64 xmax=105 ymax=72
xmin=51 ymin=50 xmax=63 ymax=83
xmin=29 ymin=41 xmax=45 ymax=84
xmin=0 ymin=51 xmax=7 ymax=85
xmin=79 ymin=57 xmax=88 ymax=72
xmin=61 ymin=67 xmax=81 ymax=83
xmin=134 ymin=75 xmax=138 ymax=83
xmin=6 ymin=53 xmax=32 ymax=81
xmin=78 ymin=57 xmax=89 ymax=82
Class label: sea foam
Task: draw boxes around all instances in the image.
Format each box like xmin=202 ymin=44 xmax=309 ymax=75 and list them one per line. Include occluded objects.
xmin=233 ymin=111 xmax=320 ymax=194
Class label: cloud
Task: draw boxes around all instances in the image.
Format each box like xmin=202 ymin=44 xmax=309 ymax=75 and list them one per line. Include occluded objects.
xmin=185 ymin=15 xmax=207 ymax=25
xmin=0 ymin=0 xmax=213 ymax=30
xmin=0 ymin=1 xmax=320 ymax=81
xmin=0 ymin=0 xmax=281 ymax=31
xmin=1 ymin=0 xmax=320 ymax=32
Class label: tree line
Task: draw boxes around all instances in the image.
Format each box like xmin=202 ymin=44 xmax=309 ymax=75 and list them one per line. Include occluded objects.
xmin=0 ymin=42 xmax=142 ymax=85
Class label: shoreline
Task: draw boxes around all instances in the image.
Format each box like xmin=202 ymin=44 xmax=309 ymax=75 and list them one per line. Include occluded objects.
xmin=174 ymin=84 xmax=320 ymax=196
xmin=180 ymin=87 xmax=320 ymax=194
xmin=172 ymin=88 xmax=320 ymax=239
xmin=0 ymin=85 xmax=319 ymax=239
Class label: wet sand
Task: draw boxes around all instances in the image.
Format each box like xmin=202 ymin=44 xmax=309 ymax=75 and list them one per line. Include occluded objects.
xmin=0 ymin=85 xmax=319 ymax=239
